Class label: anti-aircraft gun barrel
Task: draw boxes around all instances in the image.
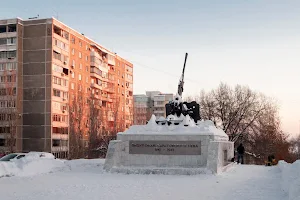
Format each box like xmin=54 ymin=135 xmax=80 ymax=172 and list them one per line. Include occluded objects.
xmin=178 ymin=53 xmax=188 ymax=97
xmin=164 ymin=52 xmax=200 ymax=123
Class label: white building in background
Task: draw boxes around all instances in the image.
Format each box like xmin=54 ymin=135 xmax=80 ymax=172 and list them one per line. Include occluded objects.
xmin=133 ymin=91 xmax=174 ymax=124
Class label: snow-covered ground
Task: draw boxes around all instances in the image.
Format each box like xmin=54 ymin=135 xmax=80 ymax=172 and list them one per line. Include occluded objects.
xmin=278 ymin=160 xmax=300 ymax=200
xmin=1 ymin=156 xmax=298 ymax=200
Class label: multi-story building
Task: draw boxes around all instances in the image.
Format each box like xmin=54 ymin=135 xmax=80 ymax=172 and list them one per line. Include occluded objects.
xmin=0 ymin=17 xmax=133 ymax=158
xmin=133 ymin=91 xmax=173 ymax=125
xmin=153 ymin=93 xmax=173 ymax=118
xmin=133 ymin=94 xmax=150 ymax=125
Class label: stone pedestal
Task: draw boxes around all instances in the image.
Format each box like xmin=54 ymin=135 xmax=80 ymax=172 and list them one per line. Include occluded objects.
xmin=104 ymin=132 xmax=234 ymax=174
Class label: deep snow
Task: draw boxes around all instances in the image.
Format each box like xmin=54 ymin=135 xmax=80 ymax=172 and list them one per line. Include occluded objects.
xmin=278 ymin=160 xmax=300 ymax=200
xmin=0 ymin=157 xmax=293 ymax=200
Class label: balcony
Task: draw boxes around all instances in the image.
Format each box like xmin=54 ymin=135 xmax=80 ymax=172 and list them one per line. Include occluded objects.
xmin=52 ymin=146 xmax=68 ymax=152
xmin=52 ymin=70 xmax=69 ymax=81
xmin=101 ymin=96 xmax=113 ymax=103
xmin=53 ymin=26 xmax=69 ymax=42
xmin=52 ymin=96 xmax=68 ymax=103
xmin=91 ymin=82 xmax=102 ymax=90
xmin=126 ymin=65 xmax=133 ymax=74
xmin=102 ymin=86 xmax=115 ymax=94
xmin=0 ymin=50 xmax=17 ymax=61
xmin=90 ymin=71 xmax=102 ymax=80
xmin=107 ymin=54 xmax=115 ymax=66
xmin=52 ymin=134 xmax=68 ymax=140
xmin=0 ymin=38 xmax=17 ymax=51
xmin=0 ymin=24 xmax=17 ymax=38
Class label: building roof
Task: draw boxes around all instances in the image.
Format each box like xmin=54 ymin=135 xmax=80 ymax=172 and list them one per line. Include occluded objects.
xmin=1 ymin=17 xmax=132 ymax=65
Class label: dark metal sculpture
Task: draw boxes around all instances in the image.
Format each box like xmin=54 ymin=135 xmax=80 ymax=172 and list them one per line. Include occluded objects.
xmin=165 ymin=53 xmax=201 ymax=123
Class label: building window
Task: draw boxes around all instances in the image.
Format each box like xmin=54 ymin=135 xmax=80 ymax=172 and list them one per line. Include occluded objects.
xmin=72 ymin=60 xmax=75 ymax=67
xmin=0 ymin=88 xmax=5 ymax=95
xmin=7 ymin=75 xmax=16 ymax=82
xmin=53 ymin=51 xmax=62 ymax=61
xmin=0 ymin=101 xmax=6 ymax=107
xmin=71 ymin=83 xmax=75 ymax=90
xmin=86 ymin=77 xmax=88 ymax=83
xmin=79 ymin=41 xmax=82 ymax=47
xmin=53 ymin=89 xmax=60 ymax=97
xmin=0 ymin=76 xmax=5 ymax=83
xmin=79 ymin=52 xmax=82 ymax=58
xmin=86 ymin=56 xmax=89 ymax=61
xmin=0 ymin=63 xmax=5 ymax=71
xmin=6 ymin=37 xmax=16 ymax=45
xmin=7 ymin=101 xmax=15 ymax=108
xmin=0 ymin=139 xmax=5 ymax=146
xmin=63 ymin=79 xmax=68 ymax=87
xmin=78 ymin=84 xmax=82 ymax=91
xmin=63 ymin=92 xmax=68 ymax=100
xmin=86 ymin=66 xmax=89 ymax=72
xmin=71 ymin=72 xmax=75 ymax=79
xmin=0 ymin=127 xmax=10 ymax=134
xmin=71 ymin=37 xmax=75 ymax=44
xmin=52 ymin=139 xmax=60 ymax=147
xmin=0 ymin=50 xmax=16 ymax=59
xmin=0 ymin=38 xmax=6 ymax=45
xmin=78 ymin=74 xmax=82 ymax=81
xmin=0 ymin=114 xmax=5 ymax=121
xmin=53 ymin=76 xmax=62 ymax=85
xmin=79 ymin=63 xmax=82 ymax=70
xmin=6 ymin=63 xmax=17 ymax=70
xmin=72 ymin=48 xmax=75 ymax=55
xmin=53 ymin=114 xmax=61 ymax=122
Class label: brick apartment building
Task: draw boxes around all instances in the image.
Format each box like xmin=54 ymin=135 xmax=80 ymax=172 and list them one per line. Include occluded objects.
xmin=0 ymin=18 xmax=133 ymax=158
xmin=133 ymin=91 xmax=173 ymax=125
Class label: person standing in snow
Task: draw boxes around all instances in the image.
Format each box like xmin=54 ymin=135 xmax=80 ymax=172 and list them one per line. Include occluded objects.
xmin=237 ymin=143 xmax=245 ymax=164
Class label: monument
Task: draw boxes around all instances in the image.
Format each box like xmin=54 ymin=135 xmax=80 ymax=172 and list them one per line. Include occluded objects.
xmin=104 ymin=53 xmax=234 ymax=174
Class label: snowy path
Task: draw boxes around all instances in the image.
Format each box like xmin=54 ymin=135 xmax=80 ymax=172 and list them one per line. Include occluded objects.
xmin=0 ymin=163 xmax=287 ymax=200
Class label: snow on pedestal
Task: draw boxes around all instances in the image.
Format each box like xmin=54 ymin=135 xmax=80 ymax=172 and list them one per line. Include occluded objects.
xmin=104 ymin=115 xmax=234 ymax=174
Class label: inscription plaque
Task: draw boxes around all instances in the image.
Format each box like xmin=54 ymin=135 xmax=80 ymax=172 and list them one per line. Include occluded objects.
xmin=129 ymin=141 xmax=201 ymax=155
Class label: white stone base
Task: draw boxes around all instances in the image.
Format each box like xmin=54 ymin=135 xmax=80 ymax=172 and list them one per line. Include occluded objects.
xmin=109 ymin=167 xmax=212 ymax=175
xmin=104 ymin=133 xmax=234 ymax=174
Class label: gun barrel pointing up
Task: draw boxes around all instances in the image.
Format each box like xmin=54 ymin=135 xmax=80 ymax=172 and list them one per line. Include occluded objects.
xmin=178 ymin=53 xmax=188 ymax=97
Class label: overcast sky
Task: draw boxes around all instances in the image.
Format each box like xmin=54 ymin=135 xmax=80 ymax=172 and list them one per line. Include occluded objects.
xmin=1 ymin=0 xmax=300 ymax=135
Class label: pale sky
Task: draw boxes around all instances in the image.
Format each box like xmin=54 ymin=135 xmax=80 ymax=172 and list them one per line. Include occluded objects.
xmin=1 ymin=0 xmax=300 ymax=136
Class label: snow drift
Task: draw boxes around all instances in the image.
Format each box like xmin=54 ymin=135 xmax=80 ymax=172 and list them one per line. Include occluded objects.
xmin=278 ymin=160 xmax=300 ymax=200
xmin=0 ymin=154 xmax=105 ymax=178
xmin=0 ymin=152 xmax=65 ymax=177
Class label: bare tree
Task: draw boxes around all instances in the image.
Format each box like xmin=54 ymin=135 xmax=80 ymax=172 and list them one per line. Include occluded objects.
xmin=113 ymin=97 xmax=121 ymax=134
xmin=198 ymin=83 xmax=269 ymax=142
xmin=69 ymin=87 xmax=88 ymax=159
xmin=87 ymin=95 xmax=103 ymax=158
xmin=1 ymin=73 xmax=18 ymax=153
xmin=290 ymin=134 xmax=300 ymax=160
xmin=196 ymin=82 xmax=296 ymax=164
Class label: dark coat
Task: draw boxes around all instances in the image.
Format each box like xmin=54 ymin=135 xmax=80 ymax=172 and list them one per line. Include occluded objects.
xmin=237 ymin=144 xmax=245 ymax=154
